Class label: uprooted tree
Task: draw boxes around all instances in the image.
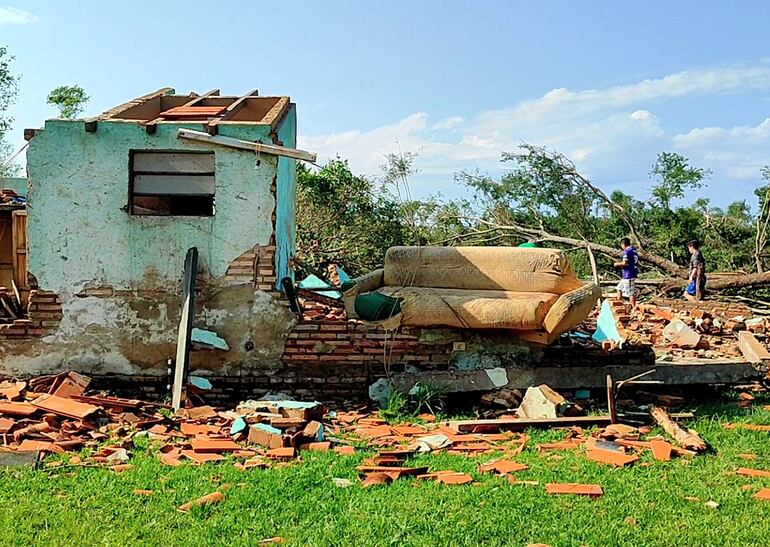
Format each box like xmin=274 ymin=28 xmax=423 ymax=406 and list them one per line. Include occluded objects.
xmin=295 ymin=144 xmax=770 ymax=294
xmin=440 ymin=145 xmax=770 ymax=292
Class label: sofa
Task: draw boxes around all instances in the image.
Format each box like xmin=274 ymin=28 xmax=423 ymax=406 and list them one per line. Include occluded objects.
xmin=343 ymin=246 xmax=602 ymax=345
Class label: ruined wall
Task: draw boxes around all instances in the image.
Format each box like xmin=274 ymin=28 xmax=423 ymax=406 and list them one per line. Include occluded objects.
xmin=0 ymin=115 xmax=297 ymax=375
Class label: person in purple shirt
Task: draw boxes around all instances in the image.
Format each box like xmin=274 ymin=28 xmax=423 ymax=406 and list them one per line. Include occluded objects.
xmin=614 ymin=237 xmax=639 ymax=309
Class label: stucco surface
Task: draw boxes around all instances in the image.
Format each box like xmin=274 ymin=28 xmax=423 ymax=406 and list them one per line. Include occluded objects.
xmin=1 ymin=110 xmax=299 ymax=376
xmin=27 ymin=120 xmax=276 ymax=292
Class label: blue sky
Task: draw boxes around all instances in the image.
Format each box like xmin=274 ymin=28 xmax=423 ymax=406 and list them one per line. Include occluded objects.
xmin=2 ymin=1 xmax=770 ymax=207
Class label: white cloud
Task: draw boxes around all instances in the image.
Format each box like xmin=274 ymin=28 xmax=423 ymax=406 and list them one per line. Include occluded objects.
xmin=432 ymin=116 xmax=465 ymax=131
xmin=0 ymin=6 xmax=38 ymax=25
xmin=299 ymin=65 xmax=770 ymax=201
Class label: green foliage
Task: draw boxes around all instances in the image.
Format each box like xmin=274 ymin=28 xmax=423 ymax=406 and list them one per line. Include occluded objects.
xmin=46 ymin=84 xmax=89 ymax=119
xmin=0 ymin=45 xmax=19 ymax=177
xmin=296 ymin=158 xmax=413 ymax=276
xmin=408 ymin=382 xmax=446 ymax=414
xmin=380 ymin=390 xmax=411 ymax=422
xmin=650 ymin=151 xmax=711 ymax=210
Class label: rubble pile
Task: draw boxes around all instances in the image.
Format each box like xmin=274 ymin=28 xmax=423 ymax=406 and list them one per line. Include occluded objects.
xmin=0 ymin=371 xmax=724 ymax=496
xmin=0 ymin=189 xmax=25 ymax=206
xmin=593 ymin=299 xmax=770 ymax=362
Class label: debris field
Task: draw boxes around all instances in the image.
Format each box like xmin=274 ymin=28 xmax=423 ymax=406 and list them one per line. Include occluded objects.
xmin=2 ymin=370 xmax=770 ymax=508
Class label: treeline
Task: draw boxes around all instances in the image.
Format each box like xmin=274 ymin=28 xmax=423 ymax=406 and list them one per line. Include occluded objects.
xmin=297 ymin=146 xmax=770 ymax=288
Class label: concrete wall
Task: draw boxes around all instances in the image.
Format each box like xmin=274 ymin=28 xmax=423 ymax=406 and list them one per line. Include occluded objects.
xmin=0 ymin=177 xmax=28 ymax=196
xmin=275 ymin=105 xmax=297 ymax=288
xmin=0 ymin=115 xmax=298 ymax=376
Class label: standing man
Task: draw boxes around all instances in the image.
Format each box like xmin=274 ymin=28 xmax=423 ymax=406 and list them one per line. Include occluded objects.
xmin=614 ymin=238 xmax=639 ymax=309
xmin=684 ymin=240 xmax=707 ymax=302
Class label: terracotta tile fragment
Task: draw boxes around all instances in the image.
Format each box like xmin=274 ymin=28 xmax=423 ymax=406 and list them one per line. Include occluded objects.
xmin=436 ymin=472 xmax=474 ymax=485
xmin=650 ymin=440 xmax=673 ymax=461
xmin=299 ymin=441 xmax=330 ymax=452
xmin=738 ymin=453 xmax=757 ymax=460
xmin=159 ymin=453 xmax=183 ymax=467
xmin=586 ymin=449 xmax=639 ymax=467
xmin=110 ymin=464 xmax=134 ymax=473
xmin=391 ymin=424 xmax=426 ymax=436
xmin=354 ymin=425 xmax=392 ymax=439
xmin=17 ymin=439 xmax=56 ymax=452
xmin=178 ymin=491 xmax=225 ymax=512
xmin=30 ymin=394 xmax=98 ymax=420
xmin=418 ymin=413 xmax=436 ymax=422
xmin=333 ymin=445 xmax=356 ymax=456
xmin=266 ymin=447 xmax=296 ymax=460
xmin=736 ymin=467 xmax=770 ymax=478
xmin=478 ymin=459 xmax=529 ymax=475
xmin=180 ymin=422 xmax=221 ymax=437
xmin=546 ymin=483 xmax=603 ymax=497
xmin=0 ymin=402 xmax=37 ymax=416
xmin=189 ymin=439 xmax=240 ymax=453
xmin=182 ymin=450 xmax=226 ymax=464
xmin=361 ymin=472 xmax=392 ymax=488
xmin=754 ymin=488 xmax=770 ymax=501
xmin=133 ymin=489 xmax=154 ymax=496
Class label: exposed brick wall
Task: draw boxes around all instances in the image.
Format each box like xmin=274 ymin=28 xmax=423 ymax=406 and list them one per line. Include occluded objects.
xmin=0 ymin=290 xmax=62 ymax=339
xmin=282 ymin=321 xmax=452 ymax=368
xmin=654 ymin=299 xmax=753 ymax=318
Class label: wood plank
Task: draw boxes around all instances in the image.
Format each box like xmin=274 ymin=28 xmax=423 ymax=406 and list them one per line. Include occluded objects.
xmin=177 ymin=128 xmax=317 ymax=163
xmin=172 ymin=247 xmax=198 ymax=411
xmin=207 ymin=88 xmax=259 ymax=132
xmin=11 ymin=210 xmax=27 ymax=290
xmin=738 ymin=331 xmax=770 ymax=364
xmin=133 ymin=152 xmax=214 ymax=173
xmin=133 ymin=174 xmax=215 ymax=196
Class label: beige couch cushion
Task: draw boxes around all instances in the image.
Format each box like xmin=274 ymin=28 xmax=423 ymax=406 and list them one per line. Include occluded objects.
xmin=383 ymin=246 xmax=583 ymax=294
xmin=378 ymin=286 xmax=559 ymax=330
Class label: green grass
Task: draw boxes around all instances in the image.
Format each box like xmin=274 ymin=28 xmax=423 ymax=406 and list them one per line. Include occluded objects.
xmin=3 ymin=395 xmax=770 ymax=546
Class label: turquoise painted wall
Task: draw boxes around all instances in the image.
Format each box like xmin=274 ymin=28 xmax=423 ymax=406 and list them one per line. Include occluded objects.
xmin=0 ymin=177 xmax=28 ymax=196
xmin=275 ymin=104 xmax=297 ymax=287
xmin=27 ymin=119 xmax=281 ymax=292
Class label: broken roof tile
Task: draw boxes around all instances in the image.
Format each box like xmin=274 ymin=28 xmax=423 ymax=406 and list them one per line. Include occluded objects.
xmin=546 ymin=483 xmax=603 ymax=497
xmin=189 ymin=439 xmax=240 ymax=453
xmin=586 ymin=449 xmax=639 ymax=467
xmin=30 ymin=394 xmax=98 ymax=420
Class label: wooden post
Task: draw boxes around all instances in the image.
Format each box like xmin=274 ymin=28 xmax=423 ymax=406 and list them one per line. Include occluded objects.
xmin=172 ymin=247 xmax=198 ymax=411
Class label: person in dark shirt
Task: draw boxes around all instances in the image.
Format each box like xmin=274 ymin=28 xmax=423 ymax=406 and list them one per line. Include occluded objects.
xmin=684 ymin=239 xmax=707 ymax=302
xmin=614 ymin=237 xmax=639 ymax=309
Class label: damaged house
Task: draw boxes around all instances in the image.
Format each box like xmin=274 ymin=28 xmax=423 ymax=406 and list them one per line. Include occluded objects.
xmin=0 ymin=88 xmax=301 ymax=376
xmin=1 ymin=88 xmax=764 ymax=404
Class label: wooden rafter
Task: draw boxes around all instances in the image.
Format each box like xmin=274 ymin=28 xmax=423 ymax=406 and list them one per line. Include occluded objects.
xmin=206 ymin=88 xmax=258 ymax=134
xmin=145 ymin=89 xmax=221 ymax=134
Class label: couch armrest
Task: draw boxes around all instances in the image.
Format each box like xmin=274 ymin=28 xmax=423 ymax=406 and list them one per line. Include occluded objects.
xmin=343 ymin=268 xmax=384 ymax=319
xmin=543 ymin=283 xmax=602 ymax=336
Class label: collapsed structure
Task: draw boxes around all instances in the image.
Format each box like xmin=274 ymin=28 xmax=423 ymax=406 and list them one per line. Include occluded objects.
xmin=0 ymin=87 xmax=767 ymax=404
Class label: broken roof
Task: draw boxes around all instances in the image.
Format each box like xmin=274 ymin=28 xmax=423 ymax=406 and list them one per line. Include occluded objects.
xmin=74 ymin=88 xmax=290 ymax=135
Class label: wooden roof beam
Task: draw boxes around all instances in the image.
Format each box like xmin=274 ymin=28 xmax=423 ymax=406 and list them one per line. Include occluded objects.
xmin=145 ymin=89 xmax=221 ymax=134
xmin=206 ymin=88 xmax=258 ymax=134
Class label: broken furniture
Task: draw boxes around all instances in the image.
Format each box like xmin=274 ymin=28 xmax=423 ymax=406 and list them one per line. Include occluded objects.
xmin=344 ymin=246 xmax=602 ymax=345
